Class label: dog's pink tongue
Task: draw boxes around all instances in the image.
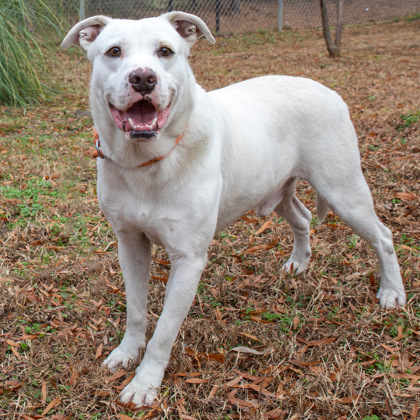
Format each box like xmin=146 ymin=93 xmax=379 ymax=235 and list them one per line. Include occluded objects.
xmin=125 ymin=101 xmax=156 ymax=126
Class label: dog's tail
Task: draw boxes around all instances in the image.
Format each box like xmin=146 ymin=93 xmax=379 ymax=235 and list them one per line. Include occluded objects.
xmin=316 ymin=194 xmax=330 ymax=225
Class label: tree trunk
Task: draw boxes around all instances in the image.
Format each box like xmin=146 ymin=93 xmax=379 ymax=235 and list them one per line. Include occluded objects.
xmin=320 ymin=0 xmax=344 ymax=58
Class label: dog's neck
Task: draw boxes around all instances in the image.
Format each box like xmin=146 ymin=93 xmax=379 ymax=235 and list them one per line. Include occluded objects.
xmin=93 ymin=128 xmax=183 ymax=167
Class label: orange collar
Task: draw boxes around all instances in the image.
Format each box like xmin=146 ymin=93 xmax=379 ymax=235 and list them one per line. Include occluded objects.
xmin=93 ymin=128 xmax=182 ymax=167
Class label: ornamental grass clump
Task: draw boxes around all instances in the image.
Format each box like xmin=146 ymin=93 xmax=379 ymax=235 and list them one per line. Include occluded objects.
xmin=0 ymin=0 xmax=62 ymax=107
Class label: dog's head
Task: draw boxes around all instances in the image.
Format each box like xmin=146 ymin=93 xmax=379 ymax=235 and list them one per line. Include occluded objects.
xmin=62 ymin=12 xmax=215 ymax=142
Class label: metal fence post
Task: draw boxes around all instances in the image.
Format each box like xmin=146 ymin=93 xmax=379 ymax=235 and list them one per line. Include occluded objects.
xmin=79 ymin=0 xmax=85 ymax=20
xmin=278 ymin=0 xmax=283 ymax=31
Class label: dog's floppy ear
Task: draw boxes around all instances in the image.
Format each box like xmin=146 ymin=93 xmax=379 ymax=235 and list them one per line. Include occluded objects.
xmin=163 ymin=12 xmax=215 ymax=47
xmin=61 ymin=15 xmax=111 ymax=51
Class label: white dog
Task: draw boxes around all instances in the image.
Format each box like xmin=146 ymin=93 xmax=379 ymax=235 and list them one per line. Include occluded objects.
xmin=62 ymin=12 xmax=406 ymax=407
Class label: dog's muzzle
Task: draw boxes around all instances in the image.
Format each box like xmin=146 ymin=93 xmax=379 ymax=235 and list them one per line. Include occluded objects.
xmin=106 ymin=68 xmax=172 ymax=140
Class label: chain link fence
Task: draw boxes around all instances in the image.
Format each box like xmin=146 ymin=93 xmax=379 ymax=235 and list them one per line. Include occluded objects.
xmin=60 ymin=0 xmax=419 ymax=34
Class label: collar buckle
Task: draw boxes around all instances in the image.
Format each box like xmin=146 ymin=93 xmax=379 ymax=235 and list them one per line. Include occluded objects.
xmin=95 ymin=138 xmax=106 ymax=159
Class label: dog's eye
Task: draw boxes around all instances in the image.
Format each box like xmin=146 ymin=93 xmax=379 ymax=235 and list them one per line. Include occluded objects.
xmin=107 ymin=47 xmax=122 ymax=58
xmin=159 ymin=47 xmax=173 ymax=58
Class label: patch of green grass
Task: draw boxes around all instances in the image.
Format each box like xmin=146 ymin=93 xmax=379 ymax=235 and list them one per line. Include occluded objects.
xmin=405 ymin=13 xmax=420 ymax=22
xmin=0 ymin=179 xmax=54 ymax=222
xmin=260 ymin=312 xmax=298 ymax=333
xmin=399 ymin=233 xmax=417 ymax=247
xmin=327 ymin=306 xmax=340 ymax=320
xmin=347 ymin=234 xmax=360 ymax=249
xmin=397 ymin=111 xmax=419 ymax=130
xmin=218 ymin=231 xmax=238 ymax=242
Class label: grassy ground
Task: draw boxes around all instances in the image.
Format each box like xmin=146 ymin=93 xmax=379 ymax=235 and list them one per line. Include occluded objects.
xmin=0 ymin=18 xmax=419 ymax=419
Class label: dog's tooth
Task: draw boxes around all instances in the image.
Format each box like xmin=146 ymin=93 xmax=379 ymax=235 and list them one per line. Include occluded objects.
xmin=128 ymin=118 xmax=135 ymax=128
xmin=151 ymin=117 xmax=157 ymax=128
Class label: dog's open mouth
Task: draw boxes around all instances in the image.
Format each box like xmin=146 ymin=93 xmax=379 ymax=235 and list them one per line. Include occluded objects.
xmin=109 ymin=100 xmax=171 ymax=140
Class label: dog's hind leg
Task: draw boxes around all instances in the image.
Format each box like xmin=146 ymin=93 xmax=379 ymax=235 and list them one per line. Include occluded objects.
xmin=310 ymin=169 xmax=406 ymax=308
xmin=274 ymin=178 xmax=313 ymax=274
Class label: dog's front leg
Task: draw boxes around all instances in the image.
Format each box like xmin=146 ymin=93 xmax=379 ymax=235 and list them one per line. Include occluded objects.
xmin=103 ymin=232 xmax=151 ymax=372
xmin=118 ymin=251 xmax=207 ymax=407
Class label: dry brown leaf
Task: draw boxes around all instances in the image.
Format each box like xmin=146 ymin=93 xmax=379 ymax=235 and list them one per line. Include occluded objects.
xmin=154 ymin=258 xmax=171 ymax=265
xmin=151 ymin=275 xmax=168 ymax=283
xmin=95 ymin=343 xmax=103 ymax=359
xmin=184 ymin=378 xmax=208 ymax=384
xmin=214 ymin=305 xmax=223 ymax=321
xmin=400 ymin=352 xmax=414 ymax=370
xmin=240 ymin=332 xmax=262 ymax=342
xmin=297 ymin=336 xmax=336 ymax=346
xmin=185 ymin=348 xmax=225 ymax=363
xmin=21 ymin=334 xmax=39 ymax=340
xmin=394 ymin=325 xmax=405 ymax=341
xmin=106 ymin=368 xmax=128 ymax=384
xmin=41 ymin=381 xmax=47 ymax=403
xmin=41 ymin=396 xmax=61 ymax=417
xmin=309 ymin=365 xmax=325 ymax=374
xmin=229 ymin=346 xmax=266 ymax=355
xmin=255 ymin=219 xmax=272 ymax=235
xmin=120 ymin=372 xmax=136 ymax=388
xmin=394 ymin=192 xmax=417 ymax=200
xmin=30 ymin=240 xmax=46 ymax=246
xmin=173 ymin=371 xmax=202 ymax=377
xmin=2 ymin=380 xmax=24 ymax=392
xmin=381 ymin=343 xmax=398 ymax=354
xmin=338 ymin=395 xmax=358 ymax=404
xmin=228 ymin=394 xmax=260 ymax=409
xmin=411 ymin=401 xmax=419 ymax=420
xmin=6 ymin=339 xmax=19 ymax=347
xmin=245 ymin=238 xmax=278 ymax=254
xmin=207 ymin=385 xmax=218 ymax=402
xmin=10 ymin=346 xmax=20 ymax=358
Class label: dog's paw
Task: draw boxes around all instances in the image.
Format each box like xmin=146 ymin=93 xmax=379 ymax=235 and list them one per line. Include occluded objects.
xmin=282 ymin=257 xmax=308 ymax=275
xmin=118 ymin=364 xmax=165 ymax=408
xmin=103 ymin=345 xmax=140 ymax=372
xmin=377 ymin=287 xmax=406 ymax=309
xmin=118 ymin=380 xmax=158 ymax=407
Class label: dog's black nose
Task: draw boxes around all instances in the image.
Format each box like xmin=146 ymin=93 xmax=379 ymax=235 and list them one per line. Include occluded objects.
xmin=128 ymin=68 xmax=157 ymax=95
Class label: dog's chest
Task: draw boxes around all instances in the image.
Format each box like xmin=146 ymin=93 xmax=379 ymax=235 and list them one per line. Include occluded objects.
xmin=97 ymin=167 xmax=185 ymax=245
